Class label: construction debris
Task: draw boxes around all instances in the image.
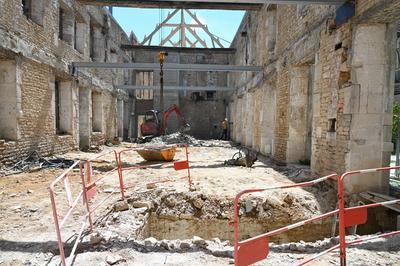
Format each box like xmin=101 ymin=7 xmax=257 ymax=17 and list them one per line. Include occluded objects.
xmin=0 ymin=151 xmax=75 ymax=177
xmin=148 ymin=133 xmax=203 ymax=146
xmin=224 ymin=147 xmax=258 ymax=167
xmin=0 ymin=142 xmax=399 ymax=266
xmin=146 ymin=133 xmax=233 ymax=148
xmin=106 ymin=254 xmax=125 ymax=265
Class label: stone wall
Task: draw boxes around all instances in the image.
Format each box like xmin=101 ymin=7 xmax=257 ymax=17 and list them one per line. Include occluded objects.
xmin=0 ymin=0 xmax=133 ymax=166
xmin=133 ymin=50 xmax=230 ymax=139
xmin=228 ymin=1 xmax=400 ymax=193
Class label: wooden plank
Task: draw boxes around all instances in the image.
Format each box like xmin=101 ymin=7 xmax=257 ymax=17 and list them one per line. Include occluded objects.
xmin=360 ymin=191 xmax=400 ymax=213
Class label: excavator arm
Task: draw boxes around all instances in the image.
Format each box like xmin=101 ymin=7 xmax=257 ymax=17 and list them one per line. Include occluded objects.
xmin=161 ymin=104 xmax=190 ymax=135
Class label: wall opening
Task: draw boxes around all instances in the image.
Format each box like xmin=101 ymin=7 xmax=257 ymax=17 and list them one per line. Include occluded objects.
xmin=89 ymin=19 xmax=106 ymax=62
xmin=22 ymin=0 xmax=44 ymax=26
xmin=59 ymin=3 xmax=74 ymax=46
xmin=92 ymin=91 xmax=103 ymax=132
xmin=191 ymin=92 xmax=203 ymax=102
xmin=135 ymin=71 xmax=154 ymax=100
xmin=328 ymin=118 xmax=337 ymax=133
xmin=22 ymin=0 xmax=31 ymax=18
xmin=206 ymin=90 xmax=216 ymax=100
xmin=79 ymin=87 xmax=90 ymax=150
xmin=54 ymin=80 xmax=73 ymax=135
xmin=90 ymin=22 xmax=95 ymax=60
xmin=74 ymin=15 xmax=86 ymax=54
xmin=0 ymin=60 xmax=18 ymax=141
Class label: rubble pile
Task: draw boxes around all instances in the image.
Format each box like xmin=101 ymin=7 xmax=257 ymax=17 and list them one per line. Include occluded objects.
xmin=147 ymin=133 xmax=233 ymax=148
xmin=148 ymin=133 xmax=203 ymax=146
xmin=82 ymin=192 xmax=400 ymax=266
xmin=0 ymin=151 xmax=75 ymax=177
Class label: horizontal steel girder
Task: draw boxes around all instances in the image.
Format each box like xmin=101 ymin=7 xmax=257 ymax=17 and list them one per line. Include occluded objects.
xmin=72 ymin=62 xmax=263 ymax=72
xmin=77 ymin=0 xmax=345 ymax=10
xmin=120 ymin=45 xmax=236 ymax=54
xmin=117 ymin=85 xmax=234 ymax=91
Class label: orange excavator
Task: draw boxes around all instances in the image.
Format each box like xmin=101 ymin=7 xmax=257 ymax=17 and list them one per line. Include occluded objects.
xmin=139 ymin=104 xmax=190 ymax=142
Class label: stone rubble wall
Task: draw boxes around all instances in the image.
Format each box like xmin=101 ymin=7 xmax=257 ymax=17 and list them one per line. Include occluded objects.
xmin=0 ymin=0 xmax=133 ymax=166
xmin=228 ymin=1 xmax=400 ymax=193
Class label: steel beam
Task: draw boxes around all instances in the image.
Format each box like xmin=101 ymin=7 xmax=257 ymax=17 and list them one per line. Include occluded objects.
xmin=72 ymin=62 xmax=263 ymax=72
xmin=120 ymin=45 xmax=236 ymax=54
xmin=77 ymin=0 xmax=345 ymax=10
xmin=117 ymin=85 xmax=234 ymax=91
xmin=77 ymin=0 xmax=262 ymax=10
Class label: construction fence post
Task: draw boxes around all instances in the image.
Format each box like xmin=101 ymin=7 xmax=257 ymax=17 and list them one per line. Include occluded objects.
xmin=80 ymin=161 xmax=93 ymax=230
xmin=185 ymin=145 xmax=192 ymax=190
xmin=337 ymin=174 xmax=347 ymax=266
xmin=114 ymin=150 xmax=125 ymax=200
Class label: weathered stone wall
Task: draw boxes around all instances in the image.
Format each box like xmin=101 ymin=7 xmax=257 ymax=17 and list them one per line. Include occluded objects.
xmin=133 ymin=50 xmax=230 ymax=139
xmin=228 ymin=1 xmax=400 ymax=193
xmin=0 ymin=0 xmax=133 ymax=166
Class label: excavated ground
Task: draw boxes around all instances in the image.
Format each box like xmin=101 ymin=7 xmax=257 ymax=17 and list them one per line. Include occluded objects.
xmin=0 ymin=140 xmax=399 ymax=265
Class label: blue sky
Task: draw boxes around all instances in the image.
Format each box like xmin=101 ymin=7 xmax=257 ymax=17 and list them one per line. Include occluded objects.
xmin=113 ymin=8 xmax=245 ymax=48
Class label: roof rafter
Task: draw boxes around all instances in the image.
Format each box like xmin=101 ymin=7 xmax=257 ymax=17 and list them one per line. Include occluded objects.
xmin=141 ymin=8 xmax=226 ymax=48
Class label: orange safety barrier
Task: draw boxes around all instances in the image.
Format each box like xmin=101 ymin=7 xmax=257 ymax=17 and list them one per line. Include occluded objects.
xmin=335 ymin=166 xmax=400 ymax=266
xmin=232 ymin=167 xmax=400 ymax=266
xmin=49 ymin=161 xmax=87 ymax=266
xmin=50 ymin=150 xmax=125 ymax=266
xmin=231 ymin=174 xmax=338 ymax=266
xmin=82 ymin=150 xmax=124 ymax=230
xmin=298 ymin=165 xmax=400 ymax=266
xmin=114 ymin=144 xmax=192 ymax=195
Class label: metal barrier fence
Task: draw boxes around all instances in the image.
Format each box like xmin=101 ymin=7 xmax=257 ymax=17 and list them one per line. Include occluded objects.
xmin=50 ymin=144 xmax=193 ymax=265
xmin=231 ymin=174 xmax=338 ymax=266
xmin=114 ymin=144 xmax=192 ymax=194
xmin=49 ymin=160 xmax=87 ymax=266
xmin=335 ymin=166 xmax=400 ymax=266
xmin=233 ymin=167 xmax=400 ymax=266
xmin=83 ymin=150 xmax=124 ymax=230
xmin=49 ymin=150 xmax=124 ymax=266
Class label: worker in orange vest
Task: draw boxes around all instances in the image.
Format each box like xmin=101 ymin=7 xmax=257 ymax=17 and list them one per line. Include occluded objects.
xmin=220 ymin=118 xmax=228 ymax=140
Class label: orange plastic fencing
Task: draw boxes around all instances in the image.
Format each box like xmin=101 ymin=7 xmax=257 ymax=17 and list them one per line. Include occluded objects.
xmin=232 ymin=167 xmax=400 ymax=266
xmin=49 ymin=150 xmax=124 ymax=266
xmin=114 ymin=144 xmax=192 ymax=194
xmin=231 ymin=174 xmax=337 ymax=266
xmin=49 ymin=161 xmax=87 ymax=266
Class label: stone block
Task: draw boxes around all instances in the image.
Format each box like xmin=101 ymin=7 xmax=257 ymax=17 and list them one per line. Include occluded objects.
xmin=350 ymin=114 xmax=382 ymax=141
xmin=367 ymin=92 xmax=384 ymax=114
xmin=343 ymin=84 xmax=360 ymax=114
